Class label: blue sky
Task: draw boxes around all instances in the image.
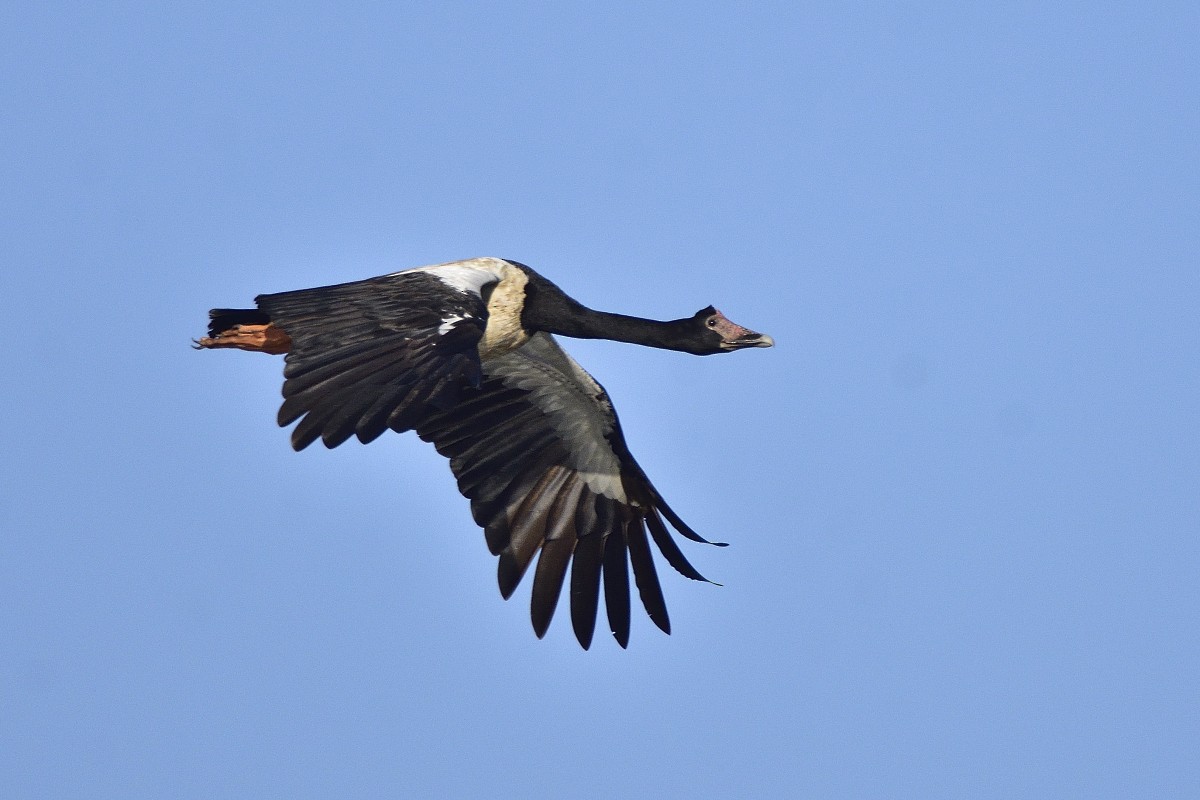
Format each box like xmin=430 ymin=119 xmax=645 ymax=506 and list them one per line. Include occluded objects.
xmin=3 ymin=3 xmax=1198 ymax=798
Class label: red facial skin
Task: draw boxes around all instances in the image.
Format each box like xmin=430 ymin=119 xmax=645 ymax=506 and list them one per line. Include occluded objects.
xmin=708 ymin=309 xmax=758 ymax=343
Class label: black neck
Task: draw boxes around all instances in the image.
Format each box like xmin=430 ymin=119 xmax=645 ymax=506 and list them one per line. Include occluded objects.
xmin=516 ymin=266 xmax=701 ymax=352
xmin=545 ymin=306 xmax=695 ymax=350
xmin=520 ymin=282 xmax=694 ymax=351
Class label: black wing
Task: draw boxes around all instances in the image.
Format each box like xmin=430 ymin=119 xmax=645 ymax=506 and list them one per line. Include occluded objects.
xmin=256 ymin=267 xmax=496 ymax=450
xmin=248 ymin=264 xmax=717 ymax=648
xmin=416 ymin=333 xmax=721 ymax=649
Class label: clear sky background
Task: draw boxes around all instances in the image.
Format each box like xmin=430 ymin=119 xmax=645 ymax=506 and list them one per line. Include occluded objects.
xmin=3 ymin=3 xmax=1197 ymax=798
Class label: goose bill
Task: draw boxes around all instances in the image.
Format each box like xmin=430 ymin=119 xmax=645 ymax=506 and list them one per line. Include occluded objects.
xmin=722 ymin=332 xmax=775 ymax=350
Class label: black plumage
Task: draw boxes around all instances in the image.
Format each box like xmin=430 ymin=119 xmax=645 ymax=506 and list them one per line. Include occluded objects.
xmin=197 ymin=257 xmax=772 ymax=648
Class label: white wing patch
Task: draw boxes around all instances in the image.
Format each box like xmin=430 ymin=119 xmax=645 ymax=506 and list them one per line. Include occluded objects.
xmin=386 ymin=256 xmax=531 ymax=359
xmin=437 ymin=314 xmax=466 ymax=335
xmin=389 ymin=256 xmax=511 ymax=298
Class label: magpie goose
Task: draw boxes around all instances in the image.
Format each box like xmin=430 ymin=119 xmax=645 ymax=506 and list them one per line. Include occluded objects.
xmin=197 ymin=257 xmax=773 ymax=648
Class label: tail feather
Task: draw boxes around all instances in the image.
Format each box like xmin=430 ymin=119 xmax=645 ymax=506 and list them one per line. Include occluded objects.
xmin=208 ymin=308 xmax=271 ymax=338
xmin=196 ymin=308 xmax=290 ymax=354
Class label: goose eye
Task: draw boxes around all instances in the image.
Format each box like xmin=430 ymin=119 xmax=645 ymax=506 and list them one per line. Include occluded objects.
xmin=706 ymin=317 xmax=718 ymax=328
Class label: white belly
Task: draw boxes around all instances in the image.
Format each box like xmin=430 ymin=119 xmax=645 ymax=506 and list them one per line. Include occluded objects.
xmin=478 ymin=263 xmax=530 ymax=360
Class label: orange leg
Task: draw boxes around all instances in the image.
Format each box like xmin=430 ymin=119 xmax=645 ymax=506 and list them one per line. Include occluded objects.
xmin=195 ymin=324 xmax=292 ymax=355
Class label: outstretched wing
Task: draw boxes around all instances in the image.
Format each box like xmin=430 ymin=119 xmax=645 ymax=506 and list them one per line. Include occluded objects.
xmin=237 ymin=261 xmax=717 ymax=648
xmin=416 ymin=333 xmax=721 ymax=649
xmin=256 ymin=263 xmax=502 ymax=450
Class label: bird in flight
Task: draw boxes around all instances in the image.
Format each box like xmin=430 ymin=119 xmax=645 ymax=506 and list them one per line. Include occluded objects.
xmin=197 ymin=257 xmax=773 ymax=648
